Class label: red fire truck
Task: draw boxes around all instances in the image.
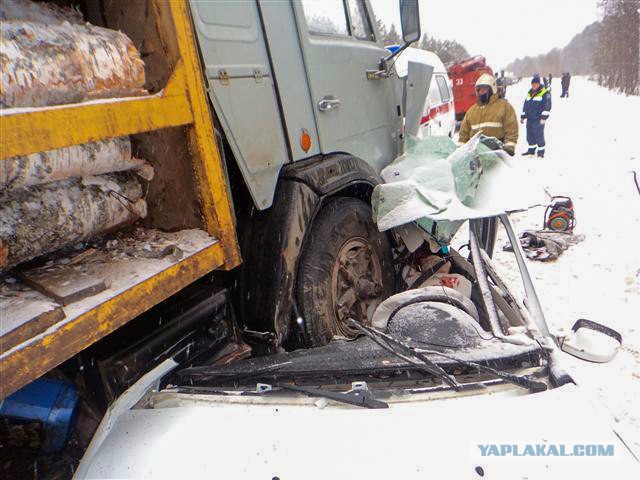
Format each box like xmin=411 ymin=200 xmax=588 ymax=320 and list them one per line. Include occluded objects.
xmin=448 ymin=56 xmax=493 ymax=121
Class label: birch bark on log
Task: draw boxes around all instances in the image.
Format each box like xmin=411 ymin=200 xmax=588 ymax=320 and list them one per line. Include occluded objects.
xmin=0 ymin=173 xmax=147 ymax=271
xmin=1 ymin=20 xmax=146 ymax=108
xmin=0 ymin=1 xmax=152 ymax=271
xmin=1 ymin=137 xmax=154 ymax=190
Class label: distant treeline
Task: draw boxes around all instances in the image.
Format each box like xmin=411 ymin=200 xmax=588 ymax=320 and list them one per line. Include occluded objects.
xmin=506 ymin=23 xmax=601 ymax=78
xmin=376 ymin=19 xmax=470 ymax=64
xmin=506 ymin=0 xmax=639 ymax=95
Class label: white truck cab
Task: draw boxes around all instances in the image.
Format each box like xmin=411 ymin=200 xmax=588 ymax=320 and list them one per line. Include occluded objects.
xmin=189 ymin=0 xmax=432 ymax=347
xmin=190 ymin=0 xmax=408 ymax=210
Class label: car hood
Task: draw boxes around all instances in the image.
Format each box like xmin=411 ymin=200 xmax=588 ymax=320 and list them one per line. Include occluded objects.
xmin=75 ymin=381 xmax=638 ymax=479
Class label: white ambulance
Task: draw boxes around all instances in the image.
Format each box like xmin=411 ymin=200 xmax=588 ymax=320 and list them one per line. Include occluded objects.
xmin=394 ymin=47 xmax=456 ymax=138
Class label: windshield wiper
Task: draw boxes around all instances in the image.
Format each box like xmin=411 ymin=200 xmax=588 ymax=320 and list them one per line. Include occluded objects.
xmin=178 ymin=361 xmax=292 ymax=384
xmin=172 ymin=381 xmax=389 ymax=409
xmin=418 ymin=348 xmax=547 ymax=393
xmin=279 ymin=384 xmax=389 ymax=409
xmin=349 ymin=321 xmax=460 ymax=390
xmin=352 ymin=322 xmax=547 ymax=393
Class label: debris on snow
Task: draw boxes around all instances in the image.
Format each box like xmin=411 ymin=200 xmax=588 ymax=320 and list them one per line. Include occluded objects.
xmin=488 ymin=77 xmax=640 ymax=454
xmin=503 ymin=230 xmax=585 ymax=261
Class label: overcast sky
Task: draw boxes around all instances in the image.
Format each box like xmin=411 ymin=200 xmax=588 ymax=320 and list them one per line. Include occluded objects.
xmin=370 ymin=0 xmax=601 ymax=69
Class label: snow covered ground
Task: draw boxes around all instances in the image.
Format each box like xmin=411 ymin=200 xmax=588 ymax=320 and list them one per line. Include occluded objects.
xmin=483 ymin=77 xmax=640 ymax=453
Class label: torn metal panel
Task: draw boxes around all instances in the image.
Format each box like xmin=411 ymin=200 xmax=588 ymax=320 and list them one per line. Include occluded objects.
xmin=372 ymin=134 xmax=546 ymax=242
xmin=404 ymin=61 xmax=433 ymax=138
xmin=96 ymin=286 xmax=250 ymax=403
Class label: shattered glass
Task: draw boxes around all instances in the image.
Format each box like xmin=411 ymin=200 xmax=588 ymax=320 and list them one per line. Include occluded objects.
xmin=372 ymin=133 xmax=546 ymax=242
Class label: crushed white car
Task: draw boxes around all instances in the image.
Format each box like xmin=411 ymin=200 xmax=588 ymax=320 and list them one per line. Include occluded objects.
xmin=75 ymin=135 xmax=637 ymax=479
xmin=74 ymin=211 xmax=638 ymax=479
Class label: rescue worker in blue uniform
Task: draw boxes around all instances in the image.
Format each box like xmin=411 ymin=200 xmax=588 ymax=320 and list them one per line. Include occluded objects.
xmin=521 ymin=74 xmax=551 ymax=157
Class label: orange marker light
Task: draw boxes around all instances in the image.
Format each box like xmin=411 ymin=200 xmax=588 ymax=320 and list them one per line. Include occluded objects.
xmin=300 ymin=128 xmax=311 ymax=152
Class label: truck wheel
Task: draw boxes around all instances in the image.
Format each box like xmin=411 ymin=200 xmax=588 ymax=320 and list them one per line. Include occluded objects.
xmin=296 ymin=197 xmax=395 ymax=347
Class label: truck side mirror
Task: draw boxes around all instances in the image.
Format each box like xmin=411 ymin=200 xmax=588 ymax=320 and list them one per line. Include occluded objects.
xmin=560 ymin=319 xmax=622 ymax=363
xmin=399 ymin=0 xmax=420 ymax=43
xmin=370 ymin=0 xmax=421 ymax=80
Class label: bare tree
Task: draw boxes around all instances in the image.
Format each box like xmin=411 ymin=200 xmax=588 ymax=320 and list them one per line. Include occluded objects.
xmin=594 ymin=0 xmax=640 ymax=94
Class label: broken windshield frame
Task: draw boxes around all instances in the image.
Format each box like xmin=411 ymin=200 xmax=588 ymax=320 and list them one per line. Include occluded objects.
xmin=498 ymin=214 xmax=552 ymax=339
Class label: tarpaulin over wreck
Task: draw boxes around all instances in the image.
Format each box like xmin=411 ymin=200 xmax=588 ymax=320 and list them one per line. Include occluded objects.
xmin=372 ymin=134 xmax=546 ymax=242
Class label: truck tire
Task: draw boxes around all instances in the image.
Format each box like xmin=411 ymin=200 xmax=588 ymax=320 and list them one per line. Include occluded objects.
xmin=296 ymin=197 xmax=395 ymax=347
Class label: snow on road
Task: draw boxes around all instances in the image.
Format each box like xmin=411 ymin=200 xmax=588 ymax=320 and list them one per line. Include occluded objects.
xmin=489 ymin=77 xmax=640 ymax=453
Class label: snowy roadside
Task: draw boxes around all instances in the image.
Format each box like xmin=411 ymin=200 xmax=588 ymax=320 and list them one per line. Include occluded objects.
xmin=478 ymin=77 xmax=640 ymax=453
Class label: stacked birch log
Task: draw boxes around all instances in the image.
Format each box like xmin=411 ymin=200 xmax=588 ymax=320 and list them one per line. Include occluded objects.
xmin=0 ymin=0 xmax=152 ymax=272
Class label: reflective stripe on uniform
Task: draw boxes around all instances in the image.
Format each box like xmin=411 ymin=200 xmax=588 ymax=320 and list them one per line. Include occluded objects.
xmin=528 ymin=88 xmax=548 ymax=100
xmin=541 ymin=111 xmax=550 ymax=115
xmin=537 ymin=88 xmax=549 ymax=97
xmin=537 ymin=146 xmax=545 ymax=150
xmin=471 ymin=122 xmax=503 ymax=129
xmin=504 ymin=141 xmax=516 ymax=147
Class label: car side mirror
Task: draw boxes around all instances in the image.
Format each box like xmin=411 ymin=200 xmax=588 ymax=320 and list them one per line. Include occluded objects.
xmin=560 ymin=319 xmax=622 ymax=363
xmin=399 ymin=0 xmax=420 ymax=43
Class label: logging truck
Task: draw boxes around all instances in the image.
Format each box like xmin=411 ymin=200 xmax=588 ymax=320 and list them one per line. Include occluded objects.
xmin=1 ymin=0 xmax=431 ymax=405
xmin=4 ymin=4 xmax=636 ymax=479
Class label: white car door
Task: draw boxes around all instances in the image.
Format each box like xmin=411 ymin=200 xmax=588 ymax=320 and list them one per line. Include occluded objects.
xmin=417 ymin=76 xmax=442 ymax=138
xmin=433 ymin=74 xmax=456 ymax=137
xmin=431 ymin=74 xmax=454 ymax=136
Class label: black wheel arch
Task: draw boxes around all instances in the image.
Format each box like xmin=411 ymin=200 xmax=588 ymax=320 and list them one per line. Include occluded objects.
xmin=239 ymin=153 xmax=387 ymax=348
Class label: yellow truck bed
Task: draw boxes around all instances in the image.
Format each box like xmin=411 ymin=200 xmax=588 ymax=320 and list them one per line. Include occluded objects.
xmin=0 ymin=2 xmax=241 ymax=398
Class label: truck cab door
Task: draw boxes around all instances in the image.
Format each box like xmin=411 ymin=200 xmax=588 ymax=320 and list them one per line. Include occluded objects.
xmin=189 ymin=0 xmax=290 ymax=210
xmin=293 ymin=0 xmax=401 ymax=173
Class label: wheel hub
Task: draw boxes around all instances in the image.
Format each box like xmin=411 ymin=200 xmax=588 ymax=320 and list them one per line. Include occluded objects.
xmin=331 ymin=237 xmax=384 ymax=337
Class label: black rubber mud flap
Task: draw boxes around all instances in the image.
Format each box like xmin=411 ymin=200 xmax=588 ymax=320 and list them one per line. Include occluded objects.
xmin=239 ymin=179 xmax=319 ymax=346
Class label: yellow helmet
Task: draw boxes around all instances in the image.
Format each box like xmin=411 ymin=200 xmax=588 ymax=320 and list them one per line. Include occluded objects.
xmin=475 ymin=73 xmax=497 ymax=94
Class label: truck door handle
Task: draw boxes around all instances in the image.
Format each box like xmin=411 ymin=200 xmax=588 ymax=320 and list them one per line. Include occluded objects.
xmin=318 ymin=96 xmax=341 ymax=112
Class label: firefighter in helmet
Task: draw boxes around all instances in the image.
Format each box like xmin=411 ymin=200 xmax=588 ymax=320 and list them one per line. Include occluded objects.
xmin=459 ymin=73 xmax=518 ymax=156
